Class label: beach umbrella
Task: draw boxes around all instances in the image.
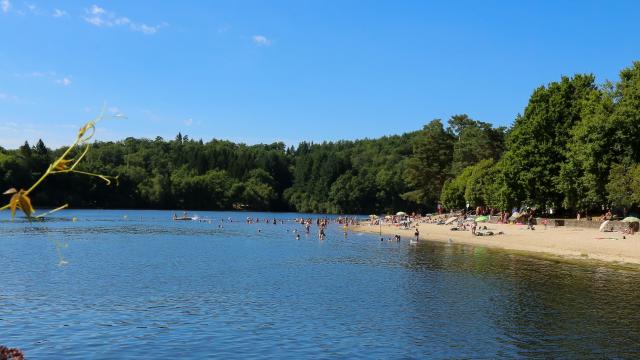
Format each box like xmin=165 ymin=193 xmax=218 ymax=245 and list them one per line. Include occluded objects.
xmin=396 ymin=211 xmax=407 ymax=216
xmin=475 ymin=215 xmax=489 ymax=223
xmin=444 ymin=216 xmax=457 ymax=225
xmin=622 ymin=216 xmax=640 ymax=223
xmin=599 ymin=220 xmax=610 ymax=232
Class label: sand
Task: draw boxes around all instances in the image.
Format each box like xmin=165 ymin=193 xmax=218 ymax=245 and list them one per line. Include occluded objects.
xmin=352 ymin=222 xmax=640 ymax=266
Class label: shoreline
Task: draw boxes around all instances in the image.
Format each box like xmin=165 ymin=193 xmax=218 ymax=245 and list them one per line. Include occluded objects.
xmin=352 ymin=222 xmax=640 ymax=268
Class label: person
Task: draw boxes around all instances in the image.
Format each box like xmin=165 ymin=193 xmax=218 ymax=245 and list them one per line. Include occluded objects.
xmin=543 ymin=218 xmax=548 ymax=230
xmin=172 ymin=213 xmax=177 ymax=220
xmin=471 ymin=222 xmax=477 ymax=235
xmin=577 ymin=211 xmax=581 ymax=221
xmin=414 ymin=228 xmax=420 ymax=242
xmin=527 ymin=215 xmax=535 ymax=230
xmin=628 ymin=224 xmax=636 ymax=235
xmin=296 ymin=234 xmax=300 ymax=240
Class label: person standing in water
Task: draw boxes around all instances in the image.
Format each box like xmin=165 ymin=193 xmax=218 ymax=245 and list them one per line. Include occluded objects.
xmin=414 ymin=228 xmax=419 ymax=242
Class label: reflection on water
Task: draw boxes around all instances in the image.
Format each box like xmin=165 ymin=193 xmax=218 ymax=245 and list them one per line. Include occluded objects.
xmin=1 ymin=210 xmax=640 ymax=359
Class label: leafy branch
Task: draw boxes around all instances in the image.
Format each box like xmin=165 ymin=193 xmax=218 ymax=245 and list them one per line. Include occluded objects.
xmin=1 ymin=110 xmax=118 ymax=219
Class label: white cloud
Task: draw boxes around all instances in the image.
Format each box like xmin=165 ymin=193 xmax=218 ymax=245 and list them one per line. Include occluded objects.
xmin=114 ymin=16 xmax=130 ymax=25
xmin=56 ymin=77 xmax=72 ymax=86
xmin=1 ymin=0 xmax=10 ymax=13
xmin=184 ymin=118 xmax=193 ymax=126
xmin=14 ymin=71 xmax=47 ymax=78
xmin=21 ymin=3 xmax=45 ymax=15
xmin=52 ymin=8 xmax=67 ymax=18
xmin=252 ymin=35 xmax=272 ymax=46
xmin=130 ymin=22 xmax=167 ymax=34
xmin=90 ymin=4 xmax=105 ymax=15
xmin=15 ymin=70 xmax=69 ymax=87
xmin=0 ymin=92 xmax=18 ymax=102
xmin=84 ymin=5 xmax=166 ymax=35
xmin=106 ymin=106 xmax=127 ymax=118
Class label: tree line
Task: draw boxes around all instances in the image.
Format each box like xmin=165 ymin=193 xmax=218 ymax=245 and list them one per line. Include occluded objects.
xmin=1 ymin=61 xmax=640 ymax=215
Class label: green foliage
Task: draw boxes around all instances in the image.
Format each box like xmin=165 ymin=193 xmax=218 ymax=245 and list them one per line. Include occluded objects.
xmin=464 ymin=159 xmax=496 ymax=208
xmin=448 ymin=114 xmax=505 ymax=176
xmin=607 ymin=162 xmax=640 ymax=208
xmin=0 ymin=130 xmax=418 ymax=213
xmin=404 ymin=119 xmax=454 ymax=208
xmin=441 ymin=159 xmax=508 ymax=211
xmin=285 ymin=133 xmax=416 ymax=214
xmin=501 ymin=74 xmax=599 ymax=210
xmin=560 ymin=62 xmax=640 ymax=210
xmin=241 ymin=169 xmax=277 ymax=210
xmin=440 ymin=166 xmax=473 ymax=210
xmin=3 ymin=62 xmax=640 ymax=215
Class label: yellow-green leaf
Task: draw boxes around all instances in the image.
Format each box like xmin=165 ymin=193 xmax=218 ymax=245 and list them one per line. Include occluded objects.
xmin=9 ymin=190 xmax=35 ymax=218
xmin=54 ymin=158 xmax=73 ymax=171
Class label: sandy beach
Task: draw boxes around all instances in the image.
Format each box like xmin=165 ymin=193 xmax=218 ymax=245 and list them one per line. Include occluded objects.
xmin=352 ymin=221 xmax=640 ymax=266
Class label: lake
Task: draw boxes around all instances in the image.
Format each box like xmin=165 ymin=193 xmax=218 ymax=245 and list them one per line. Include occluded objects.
xmin=1 ymin=210 xmax=640 ymax=359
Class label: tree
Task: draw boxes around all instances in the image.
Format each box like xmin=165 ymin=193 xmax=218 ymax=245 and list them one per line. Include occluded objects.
xmin=241 ymin=169 xmax=277 ymax=210
xmin=501 ymin=74 xmax=598 ymax=210
xmin=606 ymin=162 xmax=640 ymax=208
xmin=440 ymin=166 xmax=473 ymax=210
xmin=404 ymin=119 xmax=454 ymax=210
xmin=440 ymin=159 xmax=507 ymax=211
xmin=560 ymin=62 xmax=640 ymax=210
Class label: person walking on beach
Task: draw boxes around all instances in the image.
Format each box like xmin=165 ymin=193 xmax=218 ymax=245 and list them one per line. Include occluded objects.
xmin=527 ymin=214 xmax=535 ymax=230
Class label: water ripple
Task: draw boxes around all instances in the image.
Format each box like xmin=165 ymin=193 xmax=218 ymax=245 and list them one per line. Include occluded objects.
xmin=1 ymin=210 xmax=640 ymax=359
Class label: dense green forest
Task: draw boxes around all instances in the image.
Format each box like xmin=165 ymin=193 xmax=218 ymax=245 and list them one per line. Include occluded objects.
xmin=2 ymin=61 xmax=640 ymax=215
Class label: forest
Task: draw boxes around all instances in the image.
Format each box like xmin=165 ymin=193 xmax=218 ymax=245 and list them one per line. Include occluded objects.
xmin=1 ymin=61 xmax=640 ymax=215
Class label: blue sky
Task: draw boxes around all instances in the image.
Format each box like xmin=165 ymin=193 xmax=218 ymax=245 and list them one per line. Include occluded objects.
xmin=0 ymin=1 xmax=639 ymax=148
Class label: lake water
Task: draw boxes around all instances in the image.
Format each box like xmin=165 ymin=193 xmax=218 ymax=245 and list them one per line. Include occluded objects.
xmin=1 ymin=210 xmax=640 ymax=359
